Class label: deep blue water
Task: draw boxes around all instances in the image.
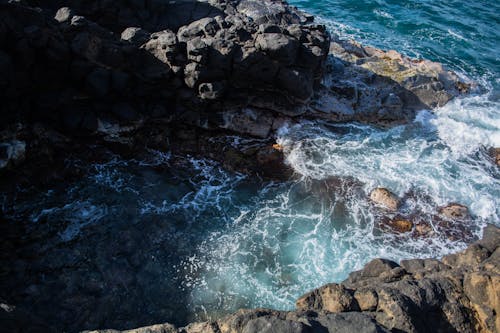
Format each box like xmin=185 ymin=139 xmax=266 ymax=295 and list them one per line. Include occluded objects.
xmin=2 ymin=1 xmax=499 ymax=330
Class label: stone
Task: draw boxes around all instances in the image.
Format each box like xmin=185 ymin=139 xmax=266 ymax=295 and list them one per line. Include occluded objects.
xmin=296 ymin=283 xmax=357 ymax=313
xmin=242 ymin=317 xmax=309 ymax=333
xmin=144 ymin=30 xmax=178 ymax=64
xmin=369 ymin=188 xmax=400 ymax=211
xmin=255 ymin=33 xmax=299 ymax=64
xmin=354 ymin=289 xmax=378 ymax=311
xmin=386 ymin=218 xmax=413 ymax=233
xmin=198 ymin=82 xmax=225 ymax=100
xmin=121 ymin=27 xmax=150 ymax=44
xmin=345 ymin=259 xmax=400 ymax=286
xmin=489 ymin=147 xmax=500 ymax=166
xmin=438 ymin=203 xmax=470 ymax=220
xmin=54 ymin=7 xmax=73 ymax=23
xmin=314 ymin=312 xmax=390 ymax=333
xmin=276 ymin=68 xmax=314 ymax=101
xmin=463 ymin=271 xmax=500 ymax=333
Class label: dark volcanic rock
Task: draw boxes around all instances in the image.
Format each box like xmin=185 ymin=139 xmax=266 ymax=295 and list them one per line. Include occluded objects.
xmin=0 ymin=0 xmax=329 ymax=137
xmin=84 ymin=226 xmax=499 ymax=332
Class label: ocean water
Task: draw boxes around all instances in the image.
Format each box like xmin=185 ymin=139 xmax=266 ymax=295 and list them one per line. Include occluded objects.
xmin=1 ymin=0 xmax=499 ymax=331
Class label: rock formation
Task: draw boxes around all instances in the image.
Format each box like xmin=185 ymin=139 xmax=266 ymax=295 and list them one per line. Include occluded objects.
xmin=0 ymin=0 xmax=470 ymax=179
xmin=81 ymin=224 xmax=499 ymax=333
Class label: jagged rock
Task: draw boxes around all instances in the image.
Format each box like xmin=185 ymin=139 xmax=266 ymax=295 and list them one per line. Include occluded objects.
xmin=295 ymin=224 xmax=500 ymax=333
xmin=369 ymin=188 xmax=400 ymax=211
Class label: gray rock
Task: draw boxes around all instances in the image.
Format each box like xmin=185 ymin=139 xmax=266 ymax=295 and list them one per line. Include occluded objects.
xmin=255 ymin=33 xmax=299 ymax=64
xmin=54 ymin=7 xmax=73 ymax=23
xmin=121 ymin=27 xmax=150 ymax=44
xmin=198 ymin=81 xmax=225 ymax=100
xmin=242 ymin=317 xmax=310 ymax=333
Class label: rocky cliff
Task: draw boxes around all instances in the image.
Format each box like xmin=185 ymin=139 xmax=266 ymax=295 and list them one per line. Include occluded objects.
xmin=0 ymin=0 xmax=472 ymax=180
xmin=82 ymin=224 xmax=499 ymax=333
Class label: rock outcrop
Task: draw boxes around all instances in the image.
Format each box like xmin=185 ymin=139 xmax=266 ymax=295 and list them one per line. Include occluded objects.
xmin=0 ymin=0 xmax=471 ymax=179
xmin=82 ymin=224 xmax=499 ymax=333
xmin=0 ymin=0 xmax=328 ymax=137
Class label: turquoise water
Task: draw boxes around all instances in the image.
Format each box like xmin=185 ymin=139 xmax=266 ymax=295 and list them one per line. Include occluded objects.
xmin=291 ymin=0 xmax=500 ymax=88
xmin=2 ymin=1 xmax=499 ymax=331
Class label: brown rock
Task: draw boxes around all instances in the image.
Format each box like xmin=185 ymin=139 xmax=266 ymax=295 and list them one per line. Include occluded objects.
xmin=386 ymin=218 xmax=413 ymax=233
xmin=354 ymin=289 xmax=378 ymax=311
xmin=464 ymin=271 xmax=500 ymax=333
xmin=369 ymin=188 xmax=400 ymax=211
xmin=414 ymin=222 xmax=433 ymax=237
xmin=296 ymin=283 xmax=357 ymax=313
xmin=489 ymin=147 xmax=500 ymax=166
xmin=438 ymin=203 xmax=470 ymax=220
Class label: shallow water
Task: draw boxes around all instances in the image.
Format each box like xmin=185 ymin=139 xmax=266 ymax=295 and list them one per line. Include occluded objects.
xmin=1 ymin=0 xmax=499 ymax=331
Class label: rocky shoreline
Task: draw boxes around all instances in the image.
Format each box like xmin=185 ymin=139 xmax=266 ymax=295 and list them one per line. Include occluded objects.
xmin=0 ymin=0 xmax=498 ymax=332
xmin=0 ymin=0 xmax=479 ymax=180
xmin=82 ymin=224 xmax=499 ymax=333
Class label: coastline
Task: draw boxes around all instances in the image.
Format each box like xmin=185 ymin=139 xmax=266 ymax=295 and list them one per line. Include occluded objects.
xmin=0 ymin=0 xmax=498 ymax=332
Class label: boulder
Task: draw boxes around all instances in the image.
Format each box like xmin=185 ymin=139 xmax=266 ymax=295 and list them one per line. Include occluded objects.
xmin=385 ymin=218 xmax=413 ymax=233
xmin=369 ymin=188 xmax=400 ymax=211
xmin=296 ymin=283 xmax=358 ymax=313
xmin=438 ymin=203 xmax=470 ymax=220
xmin=255 ymin=33 xmax=299 ymax=64
xmin=120 ymin=27 xmax=150 ymax=44
xmin=54 ymin=7 xmax=74 ymax=23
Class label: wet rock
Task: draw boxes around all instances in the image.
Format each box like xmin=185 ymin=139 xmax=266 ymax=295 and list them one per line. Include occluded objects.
xmin=388 ymin=218 xmax=413 ymax=233
xmin=438 ymin=203 xmax=470 ymax=220
xmin=294 ymin=224 xmax=500 ymax=333
xmin=379 ymin=217 xmax=414 ymax=233
xmin=369 ymin=188 xmax=400 ymax=211
xmin=344 ymin=258 xmax=400 ymax=286
xmin=489 ymin=147 xmax=500 ymax=166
